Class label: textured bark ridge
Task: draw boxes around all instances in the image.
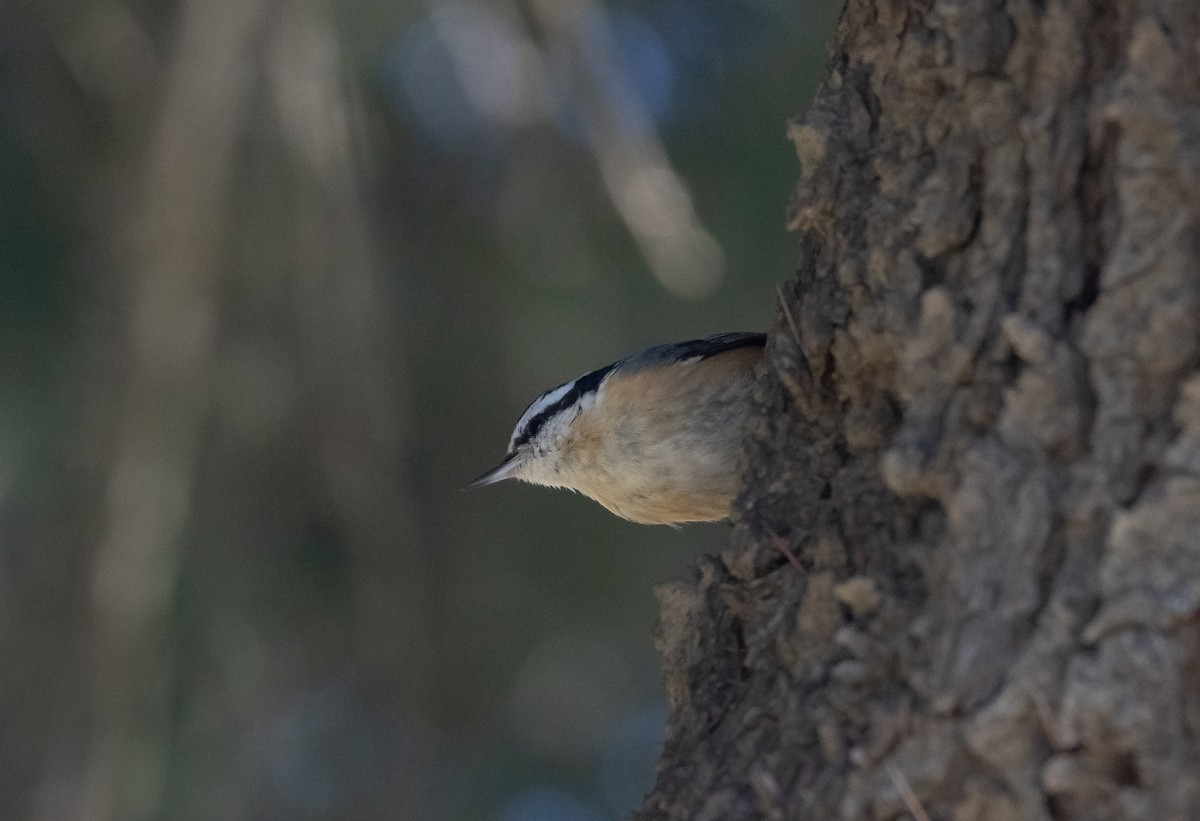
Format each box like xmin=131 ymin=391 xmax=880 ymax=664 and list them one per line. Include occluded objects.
xmin=637 ymin=1 xmax=1200 ymax=819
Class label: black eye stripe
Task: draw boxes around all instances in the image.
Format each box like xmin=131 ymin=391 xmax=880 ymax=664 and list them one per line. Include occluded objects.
xmin=513 ymin=362 xmax=616 ymax=449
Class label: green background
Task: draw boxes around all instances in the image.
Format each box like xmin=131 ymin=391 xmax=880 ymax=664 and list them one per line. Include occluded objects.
xmin=0 ymin=1 xmax=834 ymax=818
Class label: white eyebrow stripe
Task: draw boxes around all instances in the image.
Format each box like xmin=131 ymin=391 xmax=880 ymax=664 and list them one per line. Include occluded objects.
xmin=523 ymin=380 xmax=574 ymax=424
xmin=510 ymin=379 xmax=576 ymax=446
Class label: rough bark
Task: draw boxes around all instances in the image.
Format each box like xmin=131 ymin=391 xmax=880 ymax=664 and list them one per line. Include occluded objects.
xmin=638 ymin=0 xmax=1200 ymax=819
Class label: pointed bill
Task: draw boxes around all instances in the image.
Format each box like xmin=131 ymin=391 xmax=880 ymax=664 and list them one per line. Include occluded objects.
xmin=464 ymin=454 xmax=520 ymax=490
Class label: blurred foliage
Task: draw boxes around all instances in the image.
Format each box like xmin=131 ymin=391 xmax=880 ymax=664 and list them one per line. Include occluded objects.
xmin=0 ymin=0 xmax=834 ymax=819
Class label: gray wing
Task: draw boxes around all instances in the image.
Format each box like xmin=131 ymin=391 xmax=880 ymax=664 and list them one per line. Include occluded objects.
xmin=622 ymin=332 xmax=767 ymax=371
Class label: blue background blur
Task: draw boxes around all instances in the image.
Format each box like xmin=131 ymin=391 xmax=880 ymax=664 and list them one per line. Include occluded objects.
xmin=0 ymin=1 xmax=833 ymax=818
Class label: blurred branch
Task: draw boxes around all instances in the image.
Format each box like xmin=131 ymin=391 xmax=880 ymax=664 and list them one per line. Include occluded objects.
xmin=529 ymin=0 xmax=725 ymax=299
xmin=79 ymin=0 xmax=269 ymax=818
xmin=423 ymin=0 xmax=725 ymax=297
xmin=266 ymin=2 xmax=434 ymax=716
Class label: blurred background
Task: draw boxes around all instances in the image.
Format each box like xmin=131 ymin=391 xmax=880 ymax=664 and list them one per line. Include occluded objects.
xmin=0 ymin=0 xmax=833 ymax=818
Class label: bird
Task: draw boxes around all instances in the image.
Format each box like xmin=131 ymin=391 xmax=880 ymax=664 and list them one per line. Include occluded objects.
xmin=467 ymin=332 xmax=766 ymax=525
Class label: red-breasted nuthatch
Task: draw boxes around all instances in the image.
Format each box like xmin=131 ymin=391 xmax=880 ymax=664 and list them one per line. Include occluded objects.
xmin=468 ymin=332 xmax=766 ymax=525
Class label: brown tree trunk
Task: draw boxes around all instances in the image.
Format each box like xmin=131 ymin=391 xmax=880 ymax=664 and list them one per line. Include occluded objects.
xmin=637 ymin=1 xmax=1200 ymax=819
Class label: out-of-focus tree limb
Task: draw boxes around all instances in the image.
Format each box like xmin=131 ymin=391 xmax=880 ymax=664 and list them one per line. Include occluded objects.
xmin=80 ymin=0 xmax=268 ymax=818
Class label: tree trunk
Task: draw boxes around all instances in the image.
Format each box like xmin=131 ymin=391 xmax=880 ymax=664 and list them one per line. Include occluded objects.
xmin=637 ymin=1 xmax=1200 ymax=819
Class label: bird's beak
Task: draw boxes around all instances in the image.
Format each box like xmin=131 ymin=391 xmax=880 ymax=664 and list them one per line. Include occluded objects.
xmin=465 ymin=454 xmax=520 ymax=490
